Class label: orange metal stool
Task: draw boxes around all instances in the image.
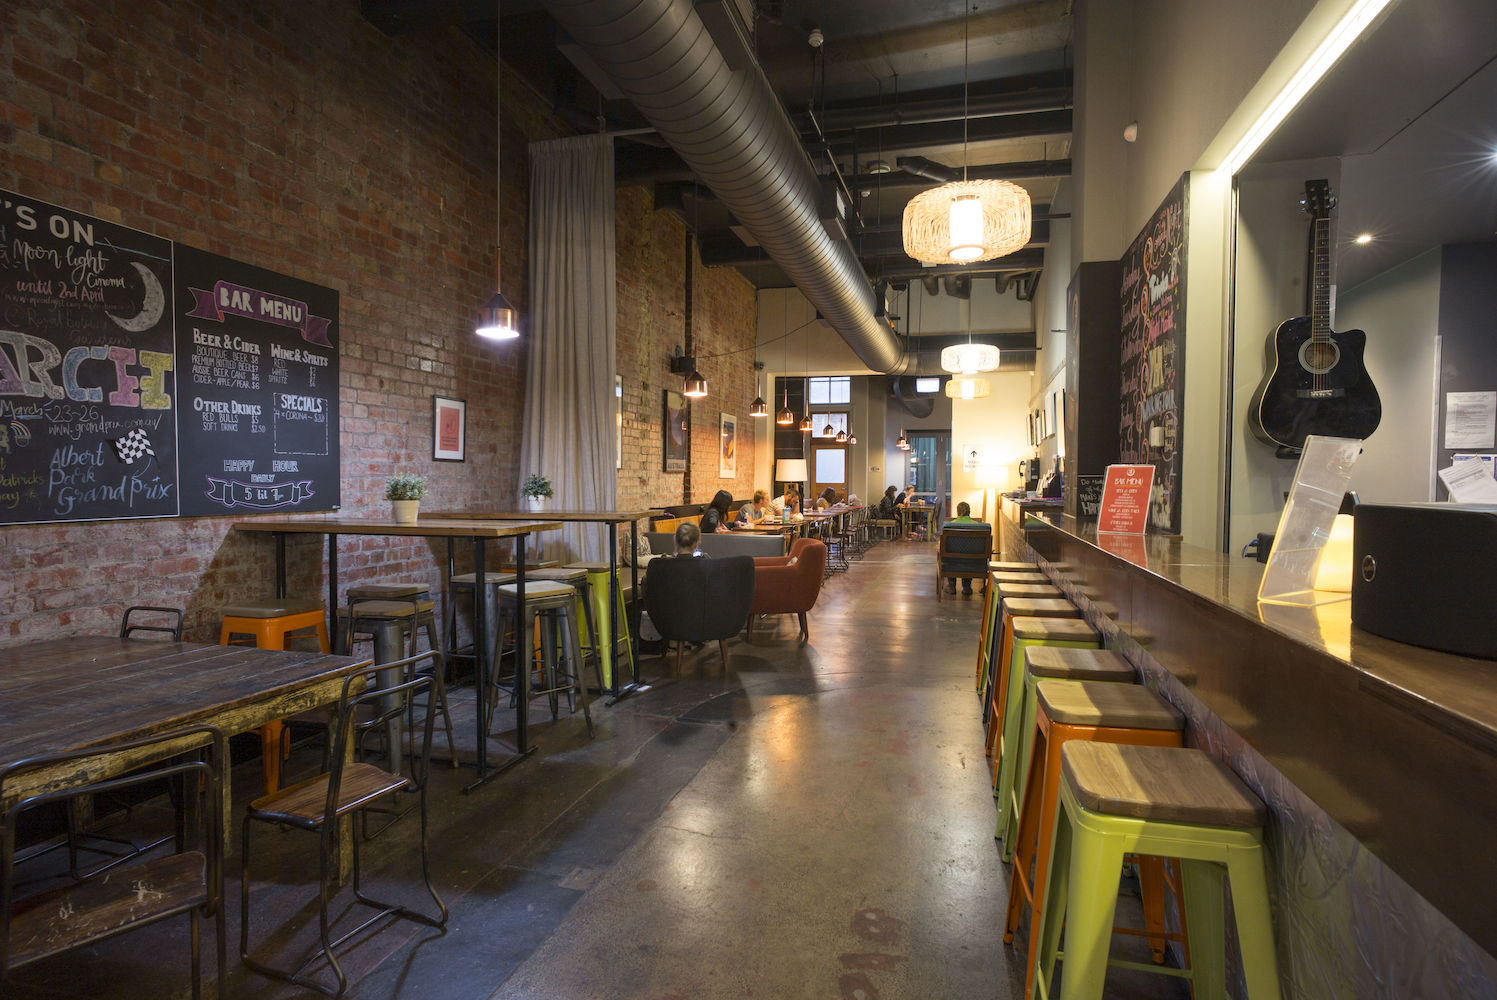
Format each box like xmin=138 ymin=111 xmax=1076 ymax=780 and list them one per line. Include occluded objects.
xmin=983 ymin=597 xmax=1081 ymax=764
xmin=219 ymin=597 xmax=330 ymax=795
xmin=1005 ymin=679 xmax=1186 ymax=1000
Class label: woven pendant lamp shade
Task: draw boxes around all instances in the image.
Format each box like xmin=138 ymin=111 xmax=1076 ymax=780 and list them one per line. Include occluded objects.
xmin=941 ymin=342 xmax=1000 ymax=374
xmin=902 ymin=179 xmax=1032 ymax=265
xmin=944 ymin=377 xmax=991 ymax=400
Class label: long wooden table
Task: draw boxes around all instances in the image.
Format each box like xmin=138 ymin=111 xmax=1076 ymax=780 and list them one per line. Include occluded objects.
xmin=0 ymin=637 xmax=368 ymax=871
xmin=424 ymin=510 xmax=654 ymax=703
xmin=232 ymin=517 xmax=561 ymax=791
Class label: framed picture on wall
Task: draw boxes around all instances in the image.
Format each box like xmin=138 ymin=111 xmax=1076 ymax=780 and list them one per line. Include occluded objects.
xmin=432 ymin=395 xmax=466 ymax=462
xmin=1027 ymin=411 xmax=1036 ymax=447
xmin=719 ymin=412 xmax=736 ymax=477
xmin=663 ymin=389 xmax=687 ymax=472
xmin=615 ymin=375 xmax=623 ymax=470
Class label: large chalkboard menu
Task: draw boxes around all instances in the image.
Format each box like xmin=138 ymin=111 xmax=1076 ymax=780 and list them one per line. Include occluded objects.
xmin=0 ymin=189 xmax=339 ymax=524
xmin=1118 ymin=174 xmax=1188 ymax=535
xmin=175 ymin=247 xmax=338 ymax=516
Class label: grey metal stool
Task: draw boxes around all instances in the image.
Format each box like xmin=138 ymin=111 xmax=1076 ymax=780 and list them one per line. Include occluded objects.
xmin=335 ymin=599 xmax=456 ymax=772
xmin=493 ymin=581 xmax=593 ymax=738
xmin=442 ymin=570 xmax=517 ymax=675
xmin=526 ymin=567 xmax=601 ymax=690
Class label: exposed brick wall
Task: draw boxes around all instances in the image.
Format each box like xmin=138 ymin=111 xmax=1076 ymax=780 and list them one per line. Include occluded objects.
xmin=614 ymin=187 xmax=759 ymax=515
xmin=0 ymin=0 xmax=566 ymax=644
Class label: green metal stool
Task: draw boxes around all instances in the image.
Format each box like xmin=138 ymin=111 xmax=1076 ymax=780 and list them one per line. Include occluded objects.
xmin=565 ymin=561 xmax=636 ymax=691
xmin=1034 ymin=742 xmax=1280 ymax=1000
xmin=994 ymin=616 xmax=1101 ymax=860
xmin=999 ymin=646 xmax=1137 ymax=850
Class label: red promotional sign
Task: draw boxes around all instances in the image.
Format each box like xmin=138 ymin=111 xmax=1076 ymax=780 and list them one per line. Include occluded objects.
xmin=1098 ymin=464 xmax=1154 ymax=534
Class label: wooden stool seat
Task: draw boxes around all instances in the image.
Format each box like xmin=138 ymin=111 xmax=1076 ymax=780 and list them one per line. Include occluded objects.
xmin=1002 ymin=598 xmax=1079 ymax=618
xmin=993 ymin=572 xmax=1049 ymax=584
xmin=495 ymin=559 xmax=559 ymax=571
xmin=1011 ymin=616 xmax=1098 ymax=642
xmin=993 ymin=581 xmax=1061 ymax=598
xmin=563 ymin=561 xmax=610 ymax=572
xmin=345 ymin=582 xmax=430 ymax=600
xmin=527 ymin=567 xmax=589 ymax=584
xmin=1026 ymin=647 xmax=1135 ymax=682
xmin=338 ymin=599 xmax=436 ymax=620
xmin=449 ymin=571 xmax=518 ymax=587
xmin=1036 ymin=680 xmax=1184 ymax=731
xmin=1061 ymin=742 xmax=1267 ymax=828
xmin=990 ymin=561 xmax=1038 ymax=572
xmin=222 ymin=597 xmax=323 ymax=618
xmin=498 ymin=581 xmax=575 ymax=606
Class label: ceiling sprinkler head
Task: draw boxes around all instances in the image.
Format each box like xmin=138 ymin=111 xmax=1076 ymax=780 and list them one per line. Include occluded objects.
xmin=808 ymin=27 xmax=824 ymax=48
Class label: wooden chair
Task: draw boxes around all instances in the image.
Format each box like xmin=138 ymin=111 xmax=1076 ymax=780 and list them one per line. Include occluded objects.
xmin=936 ymin=522 xmax=994 ymax=599
xmin=240 ymin=655 xmax=447 ymax=998
xmin=1 ymin=725 xmax=226 ymax=1000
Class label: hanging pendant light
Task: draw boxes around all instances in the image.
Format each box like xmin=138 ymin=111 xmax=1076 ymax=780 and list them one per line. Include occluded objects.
xmin=835 ymin=429 xmax=847 ymax=443
xmin=477 ymin=13 xmax=520 ymax=340
xmin=750 ymin=366 xmax=767 ymax=417
xmin=941 ymin=342 xmax=1000 ymax=374
xmin=901 ymin=4 xmax=1031 ymax=266
xmin=944 ymin=376 xmax=991 ymax=400
xmin=822 ymin=421 xmax=835 ymax=437
xmin=896 ymin=432 xmax=908 ymax=450
xmin=848 ymin=433 xmax=857 ymax=445
xmin=682 ymin=369 xmax=708 ymax=398
xmin=799 ymin=413 xmax=813 ymax=433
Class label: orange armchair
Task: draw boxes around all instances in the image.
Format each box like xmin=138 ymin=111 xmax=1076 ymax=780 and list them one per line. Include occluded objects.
xmin=750 ymin=538 xmax=827 ymax=641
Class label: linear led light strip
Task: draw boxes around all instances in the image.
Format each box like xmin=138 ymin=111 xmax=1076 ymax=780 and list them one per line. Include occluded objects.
xmin=1218 ymin=0 xmax=1394 ymax=177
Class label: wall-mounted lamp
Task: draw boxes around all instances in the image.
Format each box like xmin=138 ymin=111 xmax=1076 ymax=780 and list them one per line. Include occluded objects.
xmin=670 ymin=351 xmax=708 ymax=399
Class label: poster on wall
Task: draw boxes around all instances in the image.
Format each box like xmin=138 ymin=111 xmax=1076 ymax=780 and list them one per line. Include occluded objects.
xmin=663 ymin=389 xmax=687 ymax=472
xmin=0 ymin=190 xmax=181 ymax=524
xmin=719 ymin=412 xmax=736 ymax=477
xmin=174 ymin=246 xmax=339 ymax=516
xmin=1118 ymin=172 xmax=1188 ymax=534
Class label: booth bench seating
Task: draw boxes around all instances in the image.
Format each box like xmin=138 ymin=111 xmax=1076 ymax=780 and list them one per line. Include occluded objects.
xmin=643 ymin=531 xmax=786 ymax=560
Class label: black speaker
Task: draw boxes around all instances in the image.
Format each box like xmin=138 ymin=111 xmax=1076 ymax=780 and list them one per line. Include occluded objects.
xmin=1352 ymin=503 xmax=1497 ymax=659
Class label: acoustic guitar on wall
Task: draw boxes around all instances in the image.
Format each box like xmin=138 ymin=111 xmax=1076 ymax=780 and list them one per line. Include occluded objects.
xmin=1248 ymin=179 xmax=1381 ymax=454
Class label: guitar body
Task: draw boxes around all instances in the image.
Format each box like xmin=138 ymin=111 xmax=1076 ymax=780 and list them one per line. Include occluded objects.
xmin=1247 ymin=178 xmax=1382 ymax=453
xmin=1249 ymin=317 xmax=1381 ymax=450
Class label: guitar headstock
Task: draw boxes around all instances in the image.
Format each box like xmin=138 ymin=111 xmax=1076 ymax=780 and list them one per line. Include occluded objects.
xmin=1300 ymin=179 xmax=1335 ymax=220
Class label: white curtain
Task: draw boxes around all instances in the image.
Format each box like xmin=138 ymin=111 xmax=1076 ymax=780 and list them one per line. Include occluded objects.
xmin=520 ymin=133 xmax=616 ymax=563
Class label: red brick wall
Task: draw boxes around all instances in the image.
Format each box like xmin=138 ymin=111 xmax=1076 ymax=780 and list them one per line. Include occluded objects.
xmin=0 ymin=0 xmax=564 ymax=643
xmin=614 ymin=187 xmax=759 ymax=515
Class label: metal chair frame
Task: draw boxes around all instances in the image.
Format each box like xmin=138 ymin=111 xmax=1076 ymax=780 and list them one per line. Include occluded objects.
xmin=240 ymin=657 xmax=447 ymax=998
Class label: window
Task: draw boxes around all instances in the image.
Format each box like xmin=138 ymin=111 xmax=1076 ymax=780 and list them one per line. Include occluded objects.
xmin=814 ymin=412 xmax=849 ymax=438
xmin=807 ymin=376 xmax=850 ymax=405
xmin=914 ymin=376 xmax=940 ymax=394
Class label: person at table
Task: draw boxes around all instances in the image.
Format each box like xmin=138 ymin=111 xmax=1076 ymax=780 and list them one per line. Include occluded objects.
xmin=944 ymin=501 xmax=980 ymax=595
xmin=771 ymin=484 xmax=801 ymax=516
xmin=739 ymin=489 xmax=771 ymax=525
xmin=700 ymin=489 xmax=736 ymax=534
xmin=877 ymin=485 xmax=899 ymax=519
xmin=817 ymin=486 xmax=840 ymax=508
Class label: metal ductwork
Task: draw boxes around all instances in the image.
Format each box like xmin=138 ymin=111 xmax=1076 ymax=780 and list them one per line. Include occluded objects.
xmin=541 ymin=0 xmax=907 ymax=374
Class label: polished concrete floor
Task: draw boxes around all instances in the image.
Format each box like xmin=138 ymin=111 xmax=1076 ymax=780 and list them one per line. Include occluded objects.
xmin=9 ymin=542 xmax=1186 ymax=999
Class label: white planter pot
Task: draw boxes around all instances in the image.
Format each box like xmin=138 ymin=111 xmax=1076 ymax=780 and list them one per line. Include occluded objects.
xmin=525 ymin=495 xmax=546 ymax=513
xmin=391 ymin=499 xmax=420 ymax=524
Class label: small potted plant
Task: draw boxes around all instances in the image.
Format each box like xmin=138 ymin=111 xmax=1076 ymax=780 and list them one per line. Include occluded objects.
xmin=385 ymin=472 xmax=426 ymax=524
xmin=521 ymin=473 xmax=553 ymax=513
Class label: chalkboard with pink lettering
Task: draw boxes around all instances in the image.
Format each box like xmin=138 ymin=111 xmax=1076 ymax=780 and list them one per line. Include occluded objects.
xmin=0 ymin=189 xmax=339 ymax=524
xmin=0 ymin=190 xmax=180 ymax=523
xmin=174 ymin=246 xmax=339 ymax=516
xmin=1118 ymin=173 xmax=1188 ymax=535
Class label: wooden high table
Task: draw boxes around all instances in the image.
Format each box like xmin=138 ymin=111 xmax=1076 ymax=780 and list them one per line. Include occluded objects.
xmin=424 ymin=510 xmax=654 ymax=703
xmin=232 ymin=516 xmax=561 ymax=792
xmin=0 ymin=636 xmax=368 ymax=873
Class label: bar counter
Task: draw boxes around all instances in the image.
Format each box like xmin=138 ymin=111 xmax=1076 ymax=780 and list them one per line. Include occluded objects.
xmin=1008 ymin=506 xmax=1497 ymax=983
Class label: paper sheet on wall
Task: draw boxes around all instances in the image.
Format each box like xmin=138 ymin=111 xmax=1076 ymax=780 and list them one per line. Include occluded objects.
xmin=1451 ymin=453 xmax=1497 ymax=480
xmin=1438 ymin=459 xmax=1497 ymax=503
xmin=1444 ymin=391 xmax=1497 ymax=449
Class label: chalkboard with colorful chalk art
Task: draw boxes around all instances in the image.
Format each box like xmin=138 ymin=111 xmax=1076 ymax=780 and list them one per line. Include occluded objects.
xmin=0 ymin=189 xmax=339 ymax=524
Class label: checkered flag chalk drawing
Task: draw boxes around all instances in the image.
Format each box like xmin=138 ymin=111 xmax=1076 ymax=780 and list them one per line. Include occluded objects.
xmin=114 ymin=428 xmax=155 ymax=464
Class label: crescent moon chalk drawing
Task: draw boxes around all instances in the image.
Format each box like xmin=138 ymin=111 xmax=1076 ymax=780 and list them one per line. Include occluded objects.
xmin=106 ymin=262 xmax=166 ymax=333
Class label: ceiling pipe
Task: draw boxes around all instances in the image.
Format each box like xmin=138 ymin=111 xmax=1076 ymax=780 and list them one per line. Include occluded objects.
xmin=542 ymin=0 xmax=907 ymax=373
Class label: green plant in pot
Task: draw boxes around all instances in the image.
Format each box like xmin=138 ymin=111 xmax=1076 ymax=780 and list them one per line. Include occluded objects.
xmin=521 ymin=473 xmax=553 ymax=513
xmin=385 ymin=473 xmax=426 ymax=524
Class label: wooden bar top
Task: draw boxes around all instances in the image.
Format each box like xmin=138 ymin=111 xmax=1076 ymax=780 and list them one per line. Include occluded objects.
xmin=424 ymin=509 xmax=655 ymax=523
xmin=232 ymin=517 xmax=562 ymax=537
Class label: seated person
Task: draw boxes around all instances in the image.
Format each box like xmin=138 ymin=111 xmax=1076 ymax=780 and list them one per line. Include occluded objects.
xmin=674 ymin=521 xmax=705 ymax=556
xmin=700 ymin=489 xmax=736 ymax=534
xmin=739 ymin=489 xmax=771 ymax=524
xmin=817 ymin=486 xmax=840 ymax=508
xmin=877 ymin=485 xmax=899 ymax=519
xmin=770 ymin=484 xmax=801 ymax=516
xmin=944 ymin=501 xmax=980 ymax=594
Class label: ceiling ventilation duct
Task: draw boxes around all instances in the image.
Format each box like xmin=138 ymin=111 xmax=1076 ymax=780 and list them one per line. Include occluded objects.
xmin=542 ymin=0 xmax=907 ymax=373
